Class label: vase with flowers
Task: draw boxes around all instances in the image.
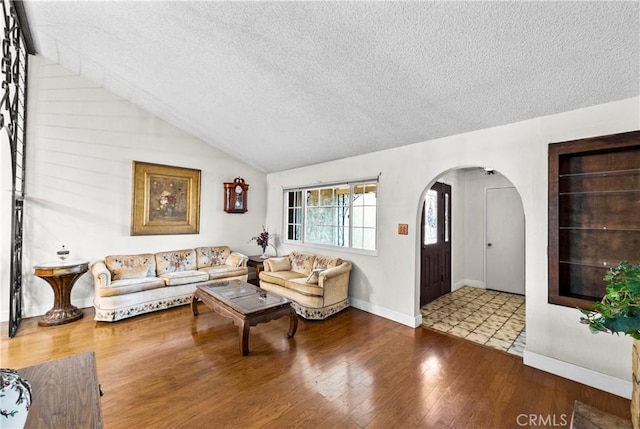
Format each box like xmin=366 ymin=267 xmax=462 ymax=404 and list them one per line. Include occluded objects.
xmin=249 ymin=226 xmax=271 ymax=259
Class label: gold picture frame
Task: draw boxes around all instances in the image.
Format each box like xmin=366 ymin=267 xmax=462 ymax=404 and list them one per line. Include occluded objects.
xmin=131 ymin=161 xmax=201 ymax=235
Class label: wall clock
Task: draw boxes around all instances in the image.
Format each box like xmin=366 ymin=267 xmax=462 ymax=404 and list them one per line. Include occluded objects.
xmin=224 ymin=177 xmax=249 ymax=213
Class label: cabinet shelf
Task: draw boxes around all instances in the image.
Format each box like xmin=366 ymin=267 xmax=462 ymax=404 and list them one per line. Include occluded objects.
xmin=559 ymin=227 xmax=640 ymax=232
xmin=559 ymin=189 xmax=640 ymax=196
xmin=559 ymin=260 xmax=615 ymax=269
xmin=559 ymin=167 xmax=640 ymax=178
xmin=548 ymin=130 xmax=640 ymax=308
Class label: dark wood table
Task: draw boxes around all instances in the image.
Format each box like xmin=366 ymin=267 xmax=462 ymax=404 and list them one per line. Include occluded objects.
xmin=570 ymin=401 xmax=632 ymax=428
xmin=191 ymin=280 xmax=297 ymax=355
xmin=17 ymin=352 xmax=103 ymax=428
xmin=33 ymin=260 xmax=89 ymax=326
xmin=246 ymin=255 xmax=267 ymax=285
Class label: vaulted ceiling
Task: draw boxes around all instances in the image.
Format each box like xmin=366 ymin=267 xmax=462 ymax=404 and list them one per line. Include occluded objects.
xmin=22 ymin=1 xmax=639 ymax=173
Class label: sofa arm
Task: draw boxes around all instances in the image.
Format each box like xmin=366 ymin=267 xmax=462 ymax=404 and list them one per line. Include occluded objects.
xmin=318 ymin=261 xmax=352 ymax=306
xmin=91 ymin=261 xmax=111 ymax=289
xmin=319 ymin=261 xmax=352 ymax=282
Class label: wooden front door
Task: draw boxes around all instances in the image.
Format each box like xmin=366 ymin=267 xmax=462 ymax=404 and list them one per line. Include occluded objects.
xmin=420 ymin=182 xmax=452 ymax=306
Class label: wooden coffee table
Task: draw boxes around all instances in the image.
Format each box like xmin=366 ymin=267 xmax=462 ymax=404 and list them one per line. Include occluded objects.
xmin=191 ymin=280 xmax=297 ymax=355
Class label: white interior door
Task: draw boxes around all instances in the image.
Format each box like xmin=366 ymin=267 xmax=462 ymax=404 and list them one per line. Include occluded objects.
xmin=485 ymin=187 xmax=525 ymax=294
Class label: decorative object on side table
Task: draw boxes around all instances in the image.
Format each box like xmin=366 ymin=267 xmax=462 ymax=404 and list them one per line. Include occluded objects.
xmin=0 ymin=368 xmax=31 ymax=428
xmin=579 ymin=261 xmax=640 ymax=429
xmin=33 ymin=260 xmax=89 ymax=326
xmin=249 ymin=226 xmax=273 ymax=258
xmin=56 ymin=245 xmax=69 ymax=260
xmin=223 ymin=177 xmax=249 ymax=213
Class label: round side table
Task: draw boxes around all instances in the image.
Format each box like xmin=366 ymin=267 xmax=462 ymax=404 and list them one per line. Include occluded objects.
xmin=33 ymin=260 xmax=89 ymax=326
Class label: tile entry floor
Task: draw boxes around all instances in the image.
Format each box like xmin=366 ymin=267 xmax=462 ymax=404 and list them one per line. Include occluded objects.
xmin=421 ymin=286 xmax=526 ymax=356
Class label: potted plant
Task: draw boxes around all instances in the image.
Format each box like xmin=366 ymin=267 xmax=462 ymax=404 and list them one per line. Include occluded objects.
xmin=580 ymin=261 xmax=640 ymax=428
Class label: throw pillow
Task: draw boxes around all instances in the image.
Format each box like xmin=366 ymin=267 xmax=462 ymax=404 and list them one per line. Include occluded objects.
xmin=225 ymin=253 xmax=243 ymax=267
xmin=290 ymin=252 xmax=315 ymax=275
xmin=268 ymin=257 xmax=291 ymax=272
xmin=113 ymin=266 xmax=148 ymax=280
xmin=306 ymin=269 xmax=323 ymax=284
xmin=313 ymin=255 xmax=342 ymax=270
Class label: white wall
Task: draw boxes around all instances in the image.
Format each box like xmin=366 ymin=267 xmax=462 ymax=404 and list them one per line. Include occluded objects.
xmin=265 ymin=97 xmax=639 ymax=395
xmin=0 ymin=56 xmax=268 ymax=320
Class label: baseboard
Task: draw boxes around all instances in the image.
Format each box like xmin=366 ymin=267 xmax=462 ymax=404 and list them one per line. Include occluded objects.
xmin=454 ymin=279 xmax=485 ymax=290
xmin=523 ymin=350 xmax=632 ymax=399
xmin=0 ymin=298 xmax=95 ymax=321
xmin=350 ymin=297 xmax=422 ymax=328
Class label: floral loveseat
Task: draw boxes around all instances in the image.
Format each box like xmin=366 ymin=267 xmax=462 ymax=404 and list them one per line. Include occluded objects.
xmin=91 ymin=246 xmax=248 ymax=322
xmin=259 ymin=252 xmax=352 ymax=320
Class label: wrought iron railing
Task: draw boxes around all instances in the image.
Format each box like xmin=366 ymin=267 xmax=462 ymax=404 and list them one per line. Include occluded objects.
xmin=2 ymin=0 xmax=30 ymax=337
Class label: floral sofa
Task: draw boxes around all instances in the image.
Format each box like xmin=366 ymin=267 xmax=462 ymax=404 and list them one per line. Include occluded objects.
xmin=259 ymin=252 xmax=352 ymax=320
xmin=91 ymin=246 xmax=248 ymax=322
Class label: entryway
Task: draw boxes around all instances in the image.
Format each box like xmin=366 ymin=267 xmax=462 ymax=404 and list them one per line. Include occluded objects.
xmin=421 ymin=287 xmax=526 ymax=355
xmin=419 ymin=167 xmax=526 ymax=355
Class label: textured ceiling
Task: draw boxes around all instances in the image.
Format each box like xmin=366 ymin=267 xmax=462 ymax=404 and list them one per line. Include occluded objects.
xmin=22 ymin=1 xmax=640 ymax=173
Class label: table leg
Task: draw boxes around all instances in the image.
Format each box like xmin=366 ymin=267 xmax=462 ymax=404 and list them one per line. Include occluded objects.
xmin=191 ymin=294 xmax=199 ymax=316
xmin=288 ymin=308 xmax=298 ymax=338
xmin=240 ymin=320 xmax=250 ymax=356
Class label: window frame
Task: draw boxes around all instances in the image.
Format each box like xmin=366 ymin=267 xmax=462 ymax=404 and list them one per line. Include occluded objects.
xmin=282 ymin=178 xmax=379 ymax=254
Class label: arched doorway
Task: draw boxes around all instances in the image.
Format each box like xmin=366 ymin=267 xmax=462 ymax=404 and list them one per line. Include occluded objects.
xmin=419 ymin=166 xmax=526 ymax=356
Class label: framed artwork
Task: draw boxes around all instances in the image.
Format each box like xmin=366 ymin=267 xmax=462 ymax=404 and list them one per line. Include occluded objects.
xmin=131 ymin=161 xmax=201 ymax=235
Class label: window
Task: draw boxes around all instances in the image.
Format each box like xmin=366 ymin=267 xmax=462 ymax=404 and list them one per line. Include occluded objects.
xmin=423 ymin=189 xmax=438 ymax=245
xmin=284 ymin=180 xmax=378 ymax=251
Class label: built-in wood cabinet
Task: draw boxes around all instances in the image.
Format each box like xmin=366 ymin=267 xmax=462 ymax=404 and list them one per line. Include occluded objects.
xmin=548 ymin=130 xmax=640 ymax=308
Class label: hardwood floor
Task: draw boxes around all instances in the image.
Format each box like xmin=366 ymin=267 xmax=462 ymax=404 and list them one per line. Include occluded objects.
xmin=1 ymin=306 xmax=631 ymax=428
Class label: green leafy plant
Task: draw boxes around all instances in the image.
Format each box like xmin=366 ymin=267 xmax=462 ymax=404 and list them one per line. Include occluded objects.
xmin=580 ymin=261 xmax=640 ymax=340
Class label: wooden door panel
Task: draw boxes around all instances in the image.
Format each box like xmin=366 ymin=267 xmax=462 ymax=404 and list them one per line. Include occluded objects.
xmin=421 ymin=250 xmax=441 ymax=305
